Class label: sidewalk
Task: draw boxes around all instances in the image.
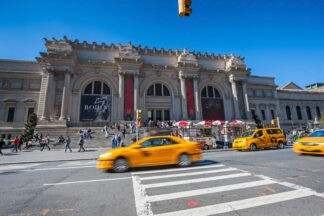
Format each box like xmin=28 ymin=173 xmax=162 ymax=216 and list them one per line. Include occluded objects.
xmin=0 ymin=147 xmax=110 ymax=165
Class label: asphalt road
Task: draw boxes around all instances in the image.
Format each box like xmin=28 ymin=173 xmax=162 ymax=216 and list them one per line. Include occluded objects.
xmin=0 ymin=147 xmax=323 ymax=216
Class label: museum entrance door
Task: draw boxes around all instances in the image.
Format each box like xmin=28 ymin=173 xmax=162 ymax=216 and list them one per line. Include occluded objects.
xmin=201 ymin=86 xmax=225 ymax=121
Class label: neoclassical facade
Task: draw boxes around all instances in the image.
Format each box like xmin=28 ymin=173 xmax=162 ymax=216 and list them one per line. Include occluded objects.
xmin=0 ymin=36 xmax=323 ymax=136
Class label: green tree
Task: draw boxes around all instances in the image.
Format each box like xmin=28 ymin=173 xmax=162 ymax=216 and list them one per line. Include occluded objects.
xmin=253 ymin=115 xmax=263 ymax=129
xmin=319 ymin=115 xmax=324 ymax=127
xmin=21 ymin=113 xmax=38 ymax=142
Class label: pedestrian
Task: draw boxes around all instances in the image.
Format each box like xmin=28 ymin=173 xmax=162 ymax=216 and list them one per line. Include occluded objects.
xmin=122 ymin=128 xmax=126 ymax=138
xmin=111 ymin=136 xmax=116 ymax=149
xmin=78 ymin=136 xmax=85 ymax=152
xmin=0 ymin=138 xmax=4 ymax=155
xmin=24 ymin=139 xmax=33 ymax=149
xmin=11 ymin=136 xmax=19 ymax=152
xmin=18 ymin=136 xmax=23 ymax=152
xmin=65 ymin=136 xmax=72 ymax=153
xmin=116 ymin=134 xmax=121 ymax=148
xmin=40 ymin=135 xmax=51 ymax=151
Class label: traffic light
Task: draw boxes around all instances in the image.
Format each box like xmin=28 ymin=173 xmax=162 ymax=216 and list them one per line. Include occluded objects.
xmin=136 ymin=109 xmax=142 ymax=121
xmin=178 ymin=0 xmax=192 ymax=17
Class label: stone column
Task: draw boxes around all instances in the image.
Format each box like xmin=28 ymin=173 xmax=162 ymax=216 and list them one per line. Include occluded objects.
xmin=242 ymin=82 xmax=250 ymax=119
xmin=230 ymin=78 xmax=241 ymax=119
xmin=118 ymin=73 xmax=125 ymax=120
xmin=193 ymin=78 xmax=201 ymax=120
xmin=133 ymin=75 xmax=139 ymax=120
xmin=180 ymin=76 xmax=188 ymax=120
xmin=39 ymin=72 xmax=54 ymax=121
xmin=59 ymin=73 xmax=71 ymax=120
xmin=265 ymin=105 xmax=272 ymax=122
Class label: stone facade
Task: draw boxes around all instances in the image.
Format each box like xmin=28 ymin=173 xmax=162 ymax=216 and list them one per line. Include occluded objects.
xmin=0 ymin=36 xmax=323 ymax=136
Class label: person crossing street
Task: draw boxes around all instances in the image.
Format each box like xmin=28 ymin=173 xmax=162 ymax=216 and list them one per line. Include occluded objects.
xmin=65 ymin=136 xmax=72 ymax=153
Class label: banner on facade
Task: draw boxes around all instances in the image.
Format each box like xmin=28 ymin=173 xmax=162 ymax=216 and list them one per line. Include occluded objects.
xmin=186 ymin=81 xmax=195 ymax=116
xmin=80 ymin=95 xmax=111 ymax=121
xmin=125 ymin=79 xmax=133 ymax=116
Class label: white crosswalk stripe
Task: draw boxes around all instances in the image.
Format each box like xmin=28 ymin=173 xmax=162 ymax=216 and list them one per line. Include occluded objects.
xmin=58 ymin=160 xmax=95 ymax=167
xmin=0 ymin=163 xmax=41 ymax=173
xmin=133 ymin=164 xmax=224 ymax=175
xmin=131 ymin=163 xmax=321 ymax=216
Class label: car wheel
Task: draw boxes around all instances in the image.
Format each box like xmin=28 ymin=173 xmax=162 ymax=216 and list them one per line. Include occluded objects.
xmin=113 ymin=158 xmax=129 ymax=173
xmin=249 ymin=143 xmax=257 ymax=151
xmin=178 ymin=154 xmax=191 ymax=167
xmin=277 ymin=141 xmax=285 ymax=149
xmin=203 ymin=144 xmax=209 ymax=150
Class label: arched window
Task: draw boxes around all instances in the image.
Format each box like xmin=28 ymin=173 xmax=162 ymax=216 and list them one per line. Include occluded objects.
xmin=83 ymin=81 xmax=110 ymax=95
xmin=316 ymin=106 xmax=321 ymax=118
xmin=201 ymin=86 xmax=221 ymax=98
xmin=306 ymin=106 xmax=312 ymax=120
xmin=296 ymin=106 xmax=302 ymax=120
xmin=147 ymin=84 xmax=170 ymax=96
xmin=286 ymin=106 xmax=291 ymax=120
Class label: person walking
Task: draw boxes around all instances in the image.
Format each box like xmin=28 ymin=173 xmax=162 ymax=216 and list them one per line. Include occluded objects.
xmin=11 ymin=136 xmax=19 ymax=152
xmin=78 ymin=136 xmax=85 ymax=152
xmin=41 ymin=135 xmax=51 ymax=151
xmin=0 ymin=138 xmax=4 ymax=155
xmin=111 ymin=136 xmax=116 ymax=149
xmin=65 ymin=136 xmax=72 ymax=153
xmin=18 ymin=136 xmax=23 ymax=152
xmin=122 ymin=128 xmax=126 ymax=138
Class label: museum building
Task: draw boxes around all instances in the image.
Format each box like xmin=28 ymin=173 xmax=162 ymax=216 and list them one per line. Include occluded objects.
xmin=0 ymin=36 xmax=323 ymax=136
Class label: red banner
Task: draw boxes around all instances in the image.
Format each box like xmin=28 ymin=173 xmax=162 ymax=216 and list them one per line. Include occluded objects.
xmin=186 ymin=81 xmax=195 ymax=116
xmin=125 ymin=79 xmax=133 ymax=116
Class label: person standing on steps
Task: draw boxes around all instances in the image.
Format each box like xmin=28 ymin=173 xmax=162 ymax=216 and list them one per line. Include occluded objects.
xmin=65 ymin=135 xmax=72 ymax=153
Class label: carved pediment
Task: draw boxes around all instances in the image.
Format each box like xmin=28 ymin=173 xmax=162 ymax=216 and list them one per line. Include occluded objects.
xmin=178 ymin=48 xmax=198 ymax=64
xmin=226 ymin=55 xmax=246 ymax=71
xmin=119 ymin=42 xmax=140 ymax=59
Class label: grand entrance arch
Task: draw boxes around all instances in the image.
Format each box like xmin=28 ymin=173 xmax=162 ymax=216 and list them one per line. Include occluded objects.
xmin=201 ymin=86 xmax=225 ymax=120
xmin=80 ymin=80 xmax=112 ymax=122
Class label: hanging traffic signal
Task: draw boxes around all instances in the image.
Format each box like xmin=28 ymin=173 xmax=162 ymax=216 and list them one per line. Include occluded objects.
xmin=136 ymin=109 xmax=142 ymax=121
xmin=178 ymin=0 xmax=192 ymax=17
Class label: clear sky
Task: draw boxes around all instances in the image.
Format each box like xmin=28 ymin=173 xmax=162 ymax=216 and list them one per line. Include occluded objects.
xmin=1 ymin=0 xmax=323 ymax=88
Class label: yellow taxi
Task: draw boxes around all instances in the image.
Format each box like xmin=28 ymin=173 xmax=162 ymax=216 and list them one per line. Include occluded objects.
xmin=294 ymin=130 xmax=324 ymax=155
xmin=97 ymin=136 xmax=202 ymax=172
xmin=233 ymin=128 xmax=286 ymax=151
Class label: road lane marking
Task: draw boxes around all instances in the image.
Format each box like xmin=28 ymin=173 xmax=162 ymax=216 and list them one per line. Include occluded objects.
xmin=0 ymin=163 xmax=41 ymax=173
xmin=265 ymin=186 xmax=276 ymax=193
xmin=154 ymin=189 xmax=315 ymax=216
xmin=58 ymin=161 xmax=95 ymax=167
xmin=43 ymin=177 xmax=131 ymax=186
xmin=133 ymin=164 xmax=225 ymax=175
xmin=147 ymin=179 xmax=275 ymax=202
xmin=139 ymin=168 xmax=238 ymax=181
xmin=56 ymin=209 xmax=74 ymax=212
xmin=144 ymin=173 xmax=251 ymax=188
xmin=8 ymin=214 xmax=24 ymax=216
xmin=132 ymin=175 xmax=153 ymax=216
xmin=24 ymin=165 xmax=95 ymax=172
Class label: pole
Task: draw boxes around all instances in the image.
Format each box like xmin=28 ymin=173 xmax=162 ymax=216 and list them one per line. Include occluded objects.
xmin=136 ymin=120 xmax=138 ymax=142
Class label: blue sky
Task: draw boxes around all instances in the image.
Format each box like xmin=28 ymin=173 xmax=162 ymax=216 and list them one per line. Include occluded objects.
xmin=1 ymin=0 xmax=323 ymax=88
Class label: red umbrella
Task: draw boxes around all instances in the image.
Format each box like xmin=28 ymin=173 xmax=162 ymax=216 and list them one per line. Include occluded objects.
xmin=197 ymin=121 xmax=212 ymax=126
xmin=174 ymin=121 xmax=189 ymax=126
xmin=230 ymin=120 xmax=244 ymax=125
xmin=212 ymin=120 xmax=225 ymax=125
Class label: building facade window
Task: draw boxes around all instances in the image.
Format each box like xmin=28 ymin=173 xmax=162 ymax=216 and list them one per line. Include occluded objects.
xmin=27 ymin=107 xmax=35 ymax=119
xmin=251 ymin=109 xmax=256 ymax=118
xmin=286 ymin=106 xmax=291 ymax=120
xmin=201 ymin=86 xmax=221 ymax=98
xmin=7 ymin=107 xmax=15 ymax=122
xmin=83 ymin=81 xmax=110 ymax=95
xmin=271 ymin=109 xmax=275 ymax=119
xmin=296 ymin=106 xmax=302 ymax=120
xmin=316 ymin=106 xmax=321 ymax=119
xmin=146 ymin=83 xmax=170 ymax=96
xmin=306 ymin=106 xmax=312 ymax=120
xmin=261 ymin=110 xmax=266 ymax=120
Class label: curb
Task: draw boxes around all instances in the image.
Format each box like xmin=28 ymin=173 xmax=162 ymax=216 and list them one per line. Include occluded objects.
xmin=203 ymin=149 xmax=234 ymax=153
xmin=0 ymin=158 xmax=97 ymax=166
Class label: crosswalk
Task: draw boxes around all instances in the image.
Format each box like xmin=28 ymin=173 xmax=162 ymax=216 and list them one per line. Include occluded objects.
xmin=0 ymin=160 xmax=96 ymax=173
xmin=131 ymin=162 xmax=324 ymax=216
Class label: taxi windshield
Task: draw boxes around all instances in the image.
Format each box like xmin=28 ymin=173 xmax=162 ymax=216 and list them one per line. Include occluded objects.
xmin=241 ymin=131 xmax=255 ymax=137
xmin=308 ymin=131 xmax=324 ymax=137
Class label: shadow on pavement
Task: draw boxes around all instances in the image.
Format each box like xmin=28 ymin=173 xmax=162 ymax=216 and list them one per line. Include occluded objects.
xmin=129 ymin=160 xmax=219 ymax=173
